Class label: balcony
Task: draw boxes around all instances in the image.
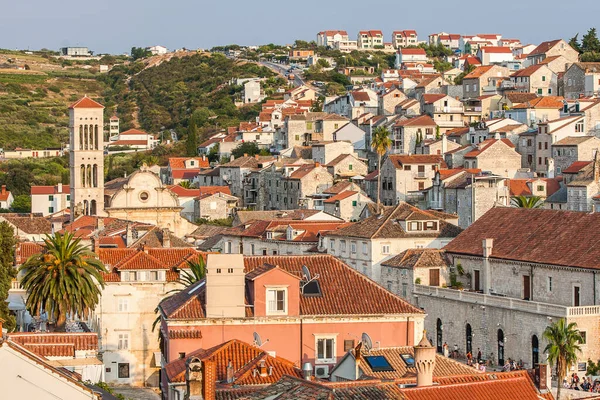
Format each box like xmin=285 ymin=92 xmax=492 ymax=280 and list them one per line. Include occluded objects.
xmin=429 ymin=201 xmax=443 ymax=210
xmin=500 ymin=81 xmax=515 ymax=89
xmin=415 ymin=172 xmax=427 ymax=179
xmin=433 ymin=106 xmax=464 ymax=113
xmin=464 ymin=106 xmax=483 ymax=113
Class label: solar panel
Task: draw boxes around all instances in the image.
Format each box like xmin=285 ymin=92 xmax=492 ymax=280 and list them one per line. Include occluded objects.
xmin=400 ymin=353 xmax=415 ymax=367
xmin=301 ymin=280 xmax=322 ymax=296
xmin=364 ymin=355 xmax=395 ymax=372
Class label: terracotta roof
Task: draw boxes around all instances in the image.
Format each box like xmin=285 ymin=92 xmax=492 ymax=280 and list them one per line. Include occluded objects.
xmin=364 ymin=170 xmax=379 ymax=180
xmin=289 ymin=164 xmax=324 ymax=180
xmin=562 ymin=161 xmax=591 ymax=174
xmin=510 ymin=64 xmax=546 ymax=77
xmin=9 ymin=332 xmax=98 ymax=357
xmin=199 ymin=133 xmax=236 ymax=148
xmin=186 ymin=225 xmax=228 ymax=239
xmin=504 ymin=92 xmax=538 ymax=104
xmin=528 ymin=39 xmax=562 ymax=56
xmin=444 ymin=207 xmax=600 ymax=270
xmin=414 ymin=75 xmax=441 ymax=88
xmin=381 ymin=249 xmax=450 ymax=269
xmin=325 ymin=202 xmax=462 ymax=240
xmin=480 ymin=46 xmax=512 ymax=54
xmin=168 ymin=157 xmax=210 ymax=169
xmin=223 ymin=220 xmax=349 ymax=242
xmin=160 ymin=254 xmax=423 ymax=320
xmin=164 ymin=339 xmax=303 ymax=385
xmin=464 ymin=66 xmax=494 ymax=79
xmin=2 ymin=215 xmax=52 ymax=234
xmin=446 ymin=127 xmax=470 ymax=138
xmin=30 ymin=185 xmax=70 ymax=195
xmin=119 ymin=128 xmax=150 ymax=136
xmin=508 ymin=178 xmax=561 ymax=197
xmin=401 ymin=48 xmax=427 ymax=55
xmin=388 ymin=154 xmax=446 ymax=168
xmin=323 ymin=191 xmax=359 ymax=203
xmin=351 ymin=91 xmax=371 ymax=102
xmin=68 ymin=96 xmax=104 ymax=109
xmin=233 ymin=209 xmax=324 ymax=225
xmin=512 ymin=96 xmax=564 ymax=109
xmin=109 ymin=139 xmax=149 ymax=146
xmin=464 ymin=139 xmax=515 ymax=158
xmin=323 ymin=181 xmax=362 ymax=195
xmin=394 ymin=115 xmax=436 ymax=127
xmin=553 ymin=136 xmax=596 ymax=146
xmin=421 ymin=94 xmax=447 ymax=104
xmin=167 ymin=185 xmax=230 ymax=198
xmin=131 ymin=226 xmax=193 ymax=248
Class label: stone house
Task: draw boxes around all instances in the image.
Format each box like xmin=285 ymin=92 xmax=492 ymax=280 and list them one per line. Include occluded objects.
xmin=323 ymin=202 xmax=462 ymax=283
xmin=163 ymin=157 xmax=209 ymax=185
xmin=421 ymin=94 xmax=464 ymax=129
xmin=380 ymin=249 xmax=451 ymax=300
xmin=563 ymin=62 xmax=600 ymax=99
xmin=503 ymin=96 xmax=564 ymax=128
xmin=498 ymin=92 xmax=538 ymax=111
xmin=413 ymin=75 xmax=445 ymax=100
xmin=462 ymin=139 xmax=522 ymax=178
xmin=380 ymin=154 xmax=446 ymax=206
xmin=30 ymin=183 xmax=69 ymax=216
xmin=394 ymin=98 xmax=421 ymax=117
xmin=323 ymin=190 xmax=373 ymax=221
xmin=391 ymin=115 xmax=438 ymax=154
xmin=379 ymin=88 xmax=408 ymax=115
xmin=526 ymin=39 xmax=579 ymax=72
xmin=219 ymin=155 xmax=276 ymax=201
xmin=426 ymin=169 xmax=509 ymax=228
xmin=263 ymin=163 xmax=334 ymax=210
xmin=417 ymin=207 xmax=600 ymax=372
xmin=463 ymin=65 xmax=510 ymax=99
xmin=324 ymin=153 xmax=368 ymax=178
xmin=416 ymin=134 xmax=462 ymax=155
xmin=508 ymin=178 xmax=561 ymax=202
xmin=517 ymin=131 xmax=536 ymax=170
xmin=197 ymin=167 xmax=223 ymax=187
xmin=552 ymin=136 xmax=600 ymax=176
xmin=193 ymin=192 xmax=238 ymax=221
xmin=167 ymin=185 xmax=231 ymax=221
xmin=312 ymin=141 xmax=356 ymax=164
xmin=313 ymin=114 xmax=351 ymax=142
xmin=331 ymin=124 xmax=367 ymax=154
xmin=567 ymin=154 xmax=600 ymax=212
xmin=509 ymin=64 xmax=557 ymax=95
xmin=534 ymin=115 xmax=587 ymax=176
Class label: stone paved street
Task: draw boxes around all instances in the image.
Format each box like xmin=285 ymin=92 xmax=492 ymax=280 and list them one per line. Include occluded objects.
xmin=110 ymin=387 xmax=161 ymax=400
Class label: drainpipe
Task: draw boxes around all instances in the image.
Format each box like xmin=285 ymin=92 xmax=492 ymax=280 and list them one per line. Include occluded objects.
xmin=300 ymin=318 xmax=303 ymax=366
xmin=407 ymin=317 xmax=410 ymax=346
xmin=594 ymin=271 xmax=597 ymax=305
xmin=530 ymin=265 xmax=534 ymax=302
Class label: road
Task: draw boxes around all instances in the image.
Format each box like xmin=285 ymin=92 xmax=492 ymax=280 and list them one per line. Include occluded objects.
xmin=260 ymin=60 xmax=305 ymax=87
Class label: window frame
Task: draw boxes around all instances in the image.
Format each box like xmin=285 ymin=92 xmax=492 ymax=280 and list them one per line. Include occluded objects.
xmin=265 ymin=287 xmax=288 ymax=315
xmin=315 ymin=334 xmax=337 ymax=364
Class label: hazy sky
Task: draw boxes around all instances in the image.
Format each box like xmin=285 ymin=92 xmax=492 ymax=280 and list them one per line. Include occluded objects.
xmin=1 ymin=0 xmax=599 ymax=54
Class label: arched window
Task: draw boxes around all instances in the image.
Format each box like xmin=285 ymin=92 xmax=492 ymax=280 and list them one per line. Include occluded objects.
xmin=436 ymin=318 xmax=443 ymax=353
xmin=83 ymin=200 xmax=89 ymax=215
xmin=84 ymin=125 xmax=89 ymax=150
xmin=92 ymin=164 xmax=98 ymax=187
xmin=87 ymin=165 xmax=92 ymax=188
xmin=498 ymin=329 xmax=505 ymax=366
xmin=94 ymin=125 xmax=99 ymax=150
xmin=79 ymin=125 xmax=83 ymax=150
xmin=90 ymin=200 xmax=97 ymax=216
xmin=81 ymin=165 xmax=86 ymax=187
xmin=466 ymin=324 xmax=472 ymax=354
xmin=532 ymin=335 xmax=539 ymax=367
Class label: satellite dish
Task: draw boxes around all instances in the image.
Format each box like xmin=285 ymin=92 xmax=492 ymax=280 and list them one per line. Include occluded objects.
xmin=362 ymin=332 xmax=373 ymax=352
xmin=302 ymin=265 xmax=312 ymax=281
xmin=253 ymin=332 xmax=262 ymax=347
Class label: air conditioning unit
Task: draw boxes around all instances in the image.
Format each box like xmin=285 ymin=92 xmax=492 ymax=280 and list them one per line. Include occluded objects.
xmin=315 ymin=365 xmax=330 ymax=378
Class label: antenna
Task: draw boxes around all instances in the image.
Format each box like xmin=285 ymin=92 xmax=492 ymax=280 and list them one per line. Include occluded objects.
xmin=362 ymin=332 xmax=373 ymax=352
xmin=253 ymin=332 xmax=269 ymax=347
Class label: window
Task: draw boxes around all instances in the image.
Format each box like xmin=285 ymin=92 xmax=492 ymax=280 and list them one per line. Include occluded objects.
xmin=404 ymin=165 xmax=411 ymax=171
xmin=344 ymin=339 xmax=355 ymax=352
xmin=424 ymin=221 xmax=438 ymax=231
xmin=575 ymin=122 xmax=584 ymax=133
xmin=362 ymin=242 xmax=368 ymax=255
xmin=538 ymin=142 xmax=542 ymax=150
xmin=544 ymin=142 xmax=548 ymax=150
xmin=548 ymin=88 xmax=552 ymax=94
xmin=66 ymin=195 xmax=70 ymax=201
xmin=349 ymin=164 xmax=353 ymax=171
xmin=542 ymin=76 xmax=546 ymax=82
xmin=387 ymin=281 xmax=392 ymax=291
xmin=139 ymin=191 xmax=149 ymax=201
xmin=351 ymin=242 xmax=356 ymax=253
xmin=118 ymin=363 xmax=130 ymax=378
xmin=48 ymin=207 xmax=54 ymax=214
xmin=381 ymin=244 xmax=390 ymax=254
xmin=352 ymin=200 xmax=357 ymax=207
xmin=129 ymin=271 xmax=137 ymax=281
xmin=340 ymin=240 xmax=346 ymax=252
xmin=580 ymin=331 xmax=587 ymax=344
xmin=316 ymin=337 xmax=335 ymax=363
xmin=330 ymin=239 xmax=335 ymax=251
xmin=537 ymin=185 xmax=544 ymax=192
xmin=48 ymin=195 xmax=54 ymax=201
xmin=537 ymin=88 xmax=543 ymax=95
xmin=266 ymin=288 xmax=286 ymax=314
xmin=547 ymin=276 xmax=553 ymax=292
xmin=295 ymin=135 xmax=300 ymax=141
xmin=150 ymin=271 xmax=158 ymax=281
xmin=408 ymin=221 xmax=421 ymax=231
xmin=118 ymin=298 xmax=128 ymax=312
xmin=402 ymin=283 xmax=408 ymax=298
xmin=118 ymin=333 xmax=129 ymax=350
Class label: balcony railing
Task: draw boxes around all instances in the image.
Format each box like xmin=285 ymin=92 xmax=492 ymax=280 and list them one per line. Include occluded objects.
xmin=433 ymin=106 xmax=464 ymax=113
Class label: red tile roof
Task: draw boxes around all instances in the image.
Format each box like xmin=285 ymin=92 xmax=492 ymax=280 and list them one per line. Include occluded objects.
xmin=160 ymin=254 xmax=424 ymax=320
xmin=381 ymin=249 xmax=449 ymax=270
xmin=528 ymin=39 xmax=562 ymax=56
xmin=119 ymin=128 xmax=150 ymax=136
xmin=351 ymin=91 xmax=371 ymax=102
xmin=464 ymin=138 xmax=515 ymax=158
xmin=223 ymin=220 xmax=349 ymax=242
xmin=168 ymin=157 xmax=210 ymax=169
xmin=510 ymin=64 xmax=546 ymax=77
xmin=167 ymin=185 xmax=230 ymax=198
xmin=68 ymin=96 xmax=104 ymax=109
xmin=464 ymin=66 xmax=494 ymax=79
xmin=421 ymin=94 xmax=447 ymax=104
xmin=512 ymin=96 xmax=564 ymax=109
xmin=9 ymin=332 xmax=98 ymax=355
xmin=323 ymin=190 xmax=358 ymax=203
xmin=562 ymin=161 xmax=591 ymax=174
xmin=109 ymin=140 xmax=148 ymax=146
xmin=480 ymin=46 xmax=512 ymax=53
xmin=30 ymin=185 xmax=70 ymax=195
xmin=388 ymin=154 xmax=446 ymax=167
xmin=444 ymin=207 xmax=600 ymax=270
xmin=508 ymin=178 xmax=561 ymax=197
xmin=401 ymin=48 xmax=427 ymax=55
xmin=394 ymin=115 xmax=437 ymax=127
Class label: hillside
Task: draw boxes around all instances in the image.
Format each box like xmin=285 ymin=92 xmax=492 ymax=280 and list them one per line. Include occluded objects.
xmin=100 ymin=52 xmax=282 ymax=139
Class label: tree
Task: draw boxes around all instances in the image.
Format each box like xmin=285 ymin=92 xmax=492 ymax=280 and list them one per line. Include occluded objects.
xmin=19 ymin=232 xmax=106 ymax=331
xmin=131 ymin=47 xmax=152 ymax=61
xmin=511 ymin=195 xmax=543 ymax=208
xmin=0 ymin=222 xmax=17 ymax=331
xmin=11 ymin=195 xmax=31 ymax=213
xmin=435 ymin=125 xmax=441 ymax=140
xmin=371 ymin=126 xmax=392 ymax=213
xmin=581 ymin=28 xmax=600 ymax=54
xmin=185 ymin=120 xmax=199 ymax=157
xmin=454 ymin=64 xmax=476 ymax=85
xmin=569 ymin=33 xmax=582 ymax=53
xmin=543 ymin=319 xmax=583 ymax=400
xmin=231 ymin=142 xmax=261 ymax=159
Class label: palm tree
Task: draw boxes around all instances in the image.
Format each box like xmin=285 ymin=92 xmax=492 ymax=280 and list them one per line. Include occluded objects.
xmin=19 ymin=232 xmax=106 ymax=331
xmin=152 ymin=257 xmax=206 ymax=332
xmin=543 ymin=319 xmax=583 ymax=400
xmin=371 ymin=126 xmax=392 ymax=213
xmin=511 ymin=195 xmax=543 ymax=208
xmin=178 ymin=180 xmax=192 ymax=189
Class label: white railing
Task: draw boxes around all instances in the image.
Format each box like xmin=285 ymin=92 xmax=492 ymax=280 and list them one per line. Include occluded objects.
xmin=433 ymin=106 xmax=464 ymax=113
xmin=568 ymin=305 xmax=600 ymax=317
xmin=11 ymin=280 xmax=22 ymax=290
xmin=414 ymin=285 xmax=569 ymax=317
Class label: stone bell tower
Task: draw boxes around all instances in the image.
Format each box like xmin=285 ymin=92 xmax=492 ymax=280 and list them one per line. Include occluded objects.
xmin=69 ymin=96 xmax=105 ymax=221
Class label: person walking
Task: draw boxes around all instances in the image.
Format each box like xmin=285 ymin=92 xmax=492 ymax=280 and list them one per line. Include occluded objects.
xmin=477 ymin=348 xmax=482 ymax=363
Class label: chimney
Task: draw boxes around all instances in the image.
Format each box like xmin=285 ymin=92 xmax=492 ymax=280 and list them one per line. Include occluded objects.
xmin=259 ymin=359 xmax=268 ymax=377
xmin=244 ymin=153 xmax=248 ymax=157
xmin=202 ymin=154 xmax=206 ymax=161
xmin=315 ymin=162 xmax=321 ymax=168
xmin=1 ymin=185 xmax=6 ymax=195
xmin=162 ymin=228 xmax=171 ymax=248
xmin=230 ymin=155 xmax=235 ymax=162
xmin=302 ymin=362 xmax=313 ymax=380
xmin=97 ymin=218 xmax=104 ymax=231
xmin=482 ymin=238 xmax=493 ymax=294
xmin=594 ymin=151 xmax=600 ymax=182
xmin=226 ymin=360 xmax=234 ymax=383
xmin=254 ymin=154 xmax=259 ymax=160
xmin=534 ymin=363 xmax=551 ymax=391
xmin=494 ymin=131 xmax=501 ymax=140
xmin=441 ymin=134 xmax=448 ymax=155
xmin=414 ymin=331 xmax=436 ymax=387
xmin=205 ymin=254 xmax=246 ymax=318
xmin=185 ymin=358 xmax=216 ymax=400
xmin=57 ymin=182 xmax=63 ymax=194
xmin=126 ymin=224 xmax=133 ymax=246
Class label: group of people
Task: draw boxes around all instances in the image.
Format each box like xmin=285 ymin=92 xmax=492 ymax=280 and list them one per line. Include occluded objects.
xmin=465 ymin=348 xmax=488 ymax=371
xmin=501 ymin=358 xmax=524 ymax=371
xmin=564 ymin=374 xmax=600 ymax=392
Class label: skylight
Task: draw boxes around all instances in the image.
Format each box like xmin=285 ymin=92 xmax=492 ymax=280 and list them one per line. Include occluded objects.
xmin=364 ymin=355 xmax=395 ymax=372
xmin=301 ymin=280 xmax=322 ymax=297
xmin=400 ymin=353 xmax=415 ymax=367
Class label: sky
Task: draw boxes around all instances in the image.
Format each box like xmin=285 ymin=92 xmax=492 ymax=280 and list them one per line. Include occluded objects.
xmin=1 ymin=0 xmax=599 ymax=54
